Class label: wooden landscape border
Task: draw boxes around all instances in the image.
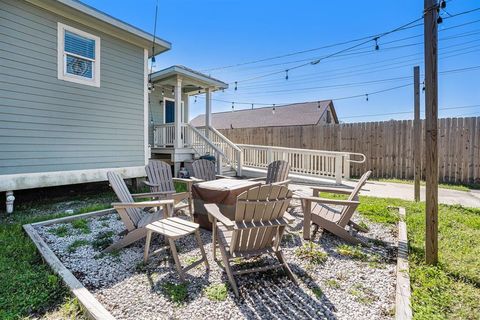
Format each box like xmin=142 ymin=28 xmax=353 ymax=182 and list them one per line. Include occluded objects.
xmin=23 ymin=209 xmax=117 ymax=320
xmin=395 ymin=207 xmax=412 ymax=320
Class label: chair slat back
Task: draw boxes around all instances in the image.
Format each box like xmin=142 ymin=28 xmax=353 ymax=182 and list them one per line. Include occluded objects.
xmin=265 ymin=160 xmax=290 ymax=184
xmin=337 ymin=170 xmax=372 ymax=226
xmin=231 ymin=185 xmax=292 ymax=253
xmin=107 ymin=171 xmax=144 ymax=227
xmin=192 ymin=159 xmax=216 ymax=181
xmin=145 ymin=160 xmax=175 ymax=192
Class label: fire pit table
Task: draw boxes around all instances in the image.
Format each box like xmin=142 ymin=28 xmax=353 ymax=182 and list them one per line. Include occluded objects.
xmin=192 ymin=179 xmax=262 ymax=230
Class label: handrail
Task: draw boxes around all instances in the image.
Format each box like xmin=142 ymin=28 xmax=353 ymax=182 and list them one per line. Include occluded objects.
xmin=238 ymin=144 xmax=352 ymax=156
xmin=207 ymin=126 xmax=242 ymax=152
xmin=187 ymin=124 xmax=226 ymax=158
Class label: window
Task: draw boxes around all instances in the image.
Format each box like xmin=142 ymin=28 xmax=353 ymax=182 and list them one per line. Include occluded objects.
xmin=326 ymin=110 xmax=332 ymax=124
xmin=58 ymin=23 xmax=100 ymax=87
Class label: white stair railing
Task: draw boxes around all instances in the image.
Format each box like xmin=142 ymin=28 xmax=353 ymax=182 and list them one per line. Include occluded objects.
xmin=185 ymin=124 xmax=227 ymax=174
xmin=238 ymin=144 xmax=365 ymax=184
xmin=197 ymin=126 xmax=243 ymax=176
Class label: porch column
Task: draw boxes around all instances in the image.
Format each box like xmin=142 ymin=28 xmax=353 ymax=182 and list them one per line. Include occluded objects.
xmin=205 ymin=87 xmax=212 ymax=137
xmin=174 ymin=77 xmax=183 ymax=148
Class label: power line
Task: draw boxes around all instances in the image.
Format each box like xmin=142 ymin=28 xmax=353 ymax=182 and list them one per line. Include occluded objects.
xmin=341 ymin=104 xmax=480 ymax=119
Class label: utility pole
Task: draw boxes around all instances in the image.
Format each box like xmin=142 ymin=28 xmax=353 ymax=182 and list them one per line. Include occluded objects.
xmin=424 ymin=0 xmax=439 ymax=264
xmin=413 ymin=66 xmax=421 ymax=202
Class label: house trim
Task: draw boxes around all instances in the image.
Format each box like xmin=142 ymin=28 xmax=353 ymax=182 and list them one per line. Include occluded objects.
xmin=0 ymin=166 xmax=146 ymax=192
xmin=57 ymin=22 xmax=101 ymax=87
xmin=144 ymin=48 xmax=150 ymax=164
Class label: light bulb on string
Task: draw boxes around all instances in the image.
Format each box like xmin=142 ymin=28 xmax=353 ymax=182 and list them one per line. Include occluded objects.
xmin=171 ymin=88 xmax=175 ymax=96
xmin=374 ymin=37 xmax=379 ymax=51
xmin=161 ymin=88 xmax=165 ymax=96
xmin=251 ymin=104 xmax=254 ymax=110
xmin=285 ymin=69 xmax=289 ymax=80
xmin=231 ymin=102 xmax=235 ymax=112
xmin=151 ymin=55 xmax=156 ymax=68
xmin=234 ymin=82 xmax=238 ymax=91
xmin=440 ymin=0 xmax=446 ymax=9
xmin=365 ymin=94 xmax=369 ymax=101
xmin=272 ymin=104 xmax=276 ymax=115
xmin=194 ymin=96 xmax=197 ymax=103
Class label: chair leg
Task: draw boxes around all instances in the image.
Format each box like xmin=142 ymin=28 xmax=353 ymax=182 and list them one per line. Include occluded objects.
xmin=218 ymin=242 xmax=239 ymax=298
xmin=188 ymin=196 xmax=193 ymax=220
xmin=312 ymin=223 xmax=320 ymax=239
xmin=194 ymin=230 xmax=209 ymax=270
xmin=144 ymin=230 xmax=152 ymax=263
xmin=349 ymin=221 xmax=368 ymax=233
xmin=212 ymin=224 xmax=218 ymax=261
xmin=275 ymin=251 xmax=298 ymax=285
xmin=168 ymin=237 xmax=185 ymax=282
xmin=303 ymin=200 xmax=312 ymax=240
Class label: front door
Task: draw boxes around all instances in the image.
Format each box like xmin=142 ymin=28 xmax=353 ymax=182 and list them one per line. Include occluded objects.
xmin=165 ymin=100 xmax=175 ymax=123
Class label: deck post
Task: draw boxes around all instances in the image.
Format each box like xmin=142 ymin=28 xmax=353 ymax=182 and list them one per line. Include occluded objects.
xmin=335 ymin=155 xmax=343 ymax=184
xmin=205 ymin=87 xmax=212 ymax=138
xmin=174 ymin=77 xmax=183 ymax=149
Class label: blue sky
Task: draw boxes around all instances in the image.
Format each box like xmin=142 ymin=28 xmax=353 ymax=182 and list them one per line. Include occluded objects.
xmin=82 ymin=0 xmax=480 ymax=122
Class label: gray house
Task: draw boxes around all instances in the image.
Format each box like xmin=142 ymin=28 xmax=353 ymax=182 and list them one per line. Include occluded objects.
xmin=0 ymin=0 xmax=170 ymax=210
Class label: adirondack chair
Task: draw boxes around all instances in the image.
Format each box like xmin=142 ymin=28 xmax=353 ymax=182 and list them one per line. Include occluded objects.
xmin=301 ymin=170 xmax=372 ymax=245
xmin=106 ymin=171 xmax=174 ymax=253
xmin=205 ymin=185 xmax=297 ymax=297
xmin=191 ymin=159 xmax=230 ymax=182
xmin=249 ymin=160 xmax=291 ymax=186
xmin=144 ymin=160 xmax=193 ymax=216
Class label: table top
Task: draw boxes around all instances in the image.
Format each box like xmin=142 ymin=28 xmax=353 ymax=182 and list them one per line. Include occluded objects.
xmin=192 ymin=179 xmax=262 ymax=205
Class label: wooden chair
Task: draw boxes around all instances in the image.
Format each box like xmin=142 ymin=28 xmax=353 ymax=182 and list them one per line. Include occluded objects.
xmin=106 ymin=171 xmax=174 ymax=253
xmin=144 ymin=160 xmax=193 ymax=216
xmin=205 ymin=185 xmax=297 ymax=297
xmin=191 ymin=159 xmax=230 ymax=182
xmin=249 ymin=160 xmax=291 ymax=186
xmin=301 ymin=171 xmax=372 ymax=245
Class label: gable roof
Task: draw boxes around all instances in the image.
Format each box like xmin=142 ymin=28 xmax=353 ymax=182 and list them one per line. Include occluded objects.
xmin=27 ymin=0 xmax=171 ymax=55
xmin=190 ymin=100 xmax=338 ymax=129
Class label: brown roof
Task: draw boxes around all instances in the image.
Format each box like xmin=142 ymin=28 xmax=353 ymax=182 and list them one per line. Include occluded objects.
xmin=190 ymin=100 xmax=337 ymax=129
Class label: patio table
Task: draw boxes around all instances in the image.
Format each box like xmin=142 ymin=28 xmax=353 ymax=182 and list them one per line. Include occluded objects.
xmin=192 ymin=179 xmax=262 ymax=230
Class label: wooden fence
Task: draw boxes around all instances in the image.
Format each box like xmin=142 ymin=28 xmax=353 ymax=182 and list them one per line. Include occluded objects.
xmin=219 ymin=117 xmax=480 ymax=184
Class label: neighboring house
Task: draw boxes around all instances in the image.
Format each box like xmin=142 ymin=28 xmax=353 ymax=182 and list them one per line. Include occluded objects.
xmin=190 ymin=100 xmax=339 ymax=129
xmin=0 ymin=0 xmax=170 ymax=210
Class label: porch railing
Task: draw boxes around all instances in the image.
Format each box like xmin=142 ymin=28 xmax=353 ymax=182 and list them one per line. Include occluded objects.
xmin=237 ymin=144 xmax=365 ymax=184
xmin=153 ymin=124 xmax=190 ymax=148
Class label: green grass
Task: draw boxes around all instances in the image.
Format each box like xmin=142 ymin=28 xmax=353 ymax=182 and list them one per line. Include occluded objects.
xmin=0 ymin=187 xmax=116 ymax=319
xmin=67 ymin=239 xmax=90 ymax=253
xmin=336 ymin=244 xmax=368 ymax=261
xmin=294 ymin=242 xmax=328 ymax=265
xmin=204 ymin=283 xmax=228 ymax=301
xmin=49 ymin=225 xmax=70 ymax=237
xmin=162 ymin=282 xmax=188 ymax=304
xmin=71 ymin=219 xmax=91 ymax=234
xmin=366 ymin=178 xmax=480 ymax=192
xmin=91 ymin=231 xmax=115 ymax=251
xmin=325 ymin=279 xmax=341 ymax=289
xmin=350 ymin=195 xmax=480 ymax=320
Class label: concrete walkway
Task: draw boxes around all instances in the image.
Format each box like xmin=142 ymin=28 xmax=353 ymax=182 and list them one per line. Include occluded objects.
xmin=242 ymin=166 xmax=480 ymax=208
xmin=290 ymin=180 xmax=480 ymax=208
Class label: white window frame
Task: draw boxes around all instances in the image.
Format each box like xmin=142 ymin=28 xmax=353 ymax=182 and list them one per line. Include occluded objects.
xmin=162 ymin=97 xmax=185 ymax=123
xmin=57 ymin=22 xmax=101 ymax=87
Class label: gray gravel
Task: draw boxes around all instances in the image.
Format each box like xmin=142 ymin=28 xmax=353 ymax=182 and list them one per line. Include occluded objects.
xmin=35 ymin=201 xmax=397 ymax=320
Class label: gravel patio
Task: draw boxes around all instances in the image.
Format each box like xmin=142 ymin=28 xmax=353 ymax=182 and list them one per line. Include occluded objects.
xmin=34 ymin=200 xmax=398 ymax=320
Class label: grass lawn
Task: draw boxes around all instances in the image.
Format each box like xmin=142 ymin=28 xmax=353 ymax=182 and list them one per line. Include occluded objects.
xmin=365 ymin=178 xmax=480 ymax=192
xmin=354 ymin=196 xmax=480 ymax=320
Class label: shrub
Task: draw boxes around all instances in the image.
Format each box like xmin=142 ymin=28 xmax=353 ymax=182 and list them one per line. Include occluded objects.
xmin=204 ymin=283 xmax=228 ymax=301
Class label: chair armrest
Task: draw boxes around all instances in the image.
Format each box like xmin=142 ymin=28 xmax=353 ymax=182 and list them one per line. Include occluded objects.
xmin=205 ymin=203 xmax=235 ymax=230
xmin=143 ymin=181 xmax=161 ymax=188
xmin=189 ymin=177 xmax=204 ymax=183
xmin=247 ymin=176 xmax=267 ymax=181
xmin=271 ymin=179 xmax=291 ymax=186
xmin=172 ymin=178 xmax=194 ymax=191
xmin=301 ymin=196 xmax=360 ymax=206
xmin=312 ymin=187 xmax=352 ymax=195
xmin=112 ymin=199 xmax=174 ymax=209
xmin=131 ymin=191 xmax=175 ymax=198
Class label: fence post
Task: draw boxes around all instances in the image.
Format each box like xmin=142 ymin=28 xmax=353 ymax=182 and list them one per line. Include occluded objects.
xmin=335 ymin=155 xmax=343 ymax=184
xmin=343 ymin=154 xmax=351 ymax=180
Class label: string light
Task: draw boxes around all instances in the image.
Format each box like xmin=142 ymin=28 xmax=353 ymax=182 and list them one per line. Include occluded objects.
xmin=285 ymin=69 xmax=289 ymax=80
xmin=272 ymin=104 xmax=276 ymax=115
xmin=440 ymin=0 xmax=446 ymax=9
xmin=194 ymin=96 xmax=197 ymax=103
xmin=365 ymin=94 xmax=369 ymax=101
xmin=317 ymin=101 xmax=321 ymax=109
xmin=161 ymin=88 xmax=164 ymax=96
xmin=234 ymin=81 xmax=238 ymax=91
xmin=374 ymin=37 xmax=380 ymax=50
xmin=252 ymin=103 xmax=254 ymax=109
xmin=232 ymin=102 xmax=235 ymax=112
xmin=171 ymin=88 xmax=175 ymax=96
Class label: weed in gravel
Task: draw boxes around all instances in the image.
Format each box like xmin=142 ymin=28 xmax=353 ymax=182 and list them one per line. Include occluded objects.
xmin=71 ymin=219 xmax=91 ymax=234
xmin=162 ymin=282 xmax=188 ymax=304
xmin=184 ymin=256 xmax=201 ymax=266
xmin=311 ymin=287 xmax=323 ymax=299
xmin=49 ymin=225 xmax=70 ymax=237
xmin=67 ymin=239 xmax=89 ymax=253
xmin=99 ymin=215 xmax=110 ymax=221
xmin=295 ymin=242 xmax=328 ymax=265
xmin=204 ymin=283 xmax=228 ymax=301
xmin=358 ymin=220 xmax=370 ymax=231
xmin=91 ymin=231 xmax=115 ymax=251
xmin=336 ymin=244 xmax=368 ymax=261
xmin=325 ymin=279 xmax=341 ymax=289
